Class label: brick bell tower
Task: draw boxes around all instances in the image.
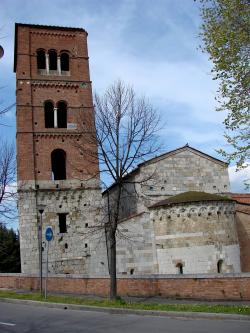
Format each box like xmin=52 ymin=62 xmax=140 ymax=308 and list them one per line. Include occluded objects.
xmin=14 ymin=23 xmax=106 ymax=275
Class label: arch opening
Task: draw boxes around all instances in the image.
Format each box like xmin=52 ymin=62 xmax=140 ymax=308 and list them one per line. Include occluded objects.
xmin=217 ymin=259 xmax=223 ymax=273
xmin=44 ymin=101 xmax=54 ymax=128
xmin=57 ymin=101 xmax=67 ymax=128
xmin=49 ymin=50 xmax=57 ymax=70
xmin=176 ymin=263 xmax=183 ymax=275
xmin=61 ymin=53 xmax=69 ymax=71
xmin=37 ymin=49 xmax=46 ymax=70
xmin=51 ymin=149 xmax=66 ymax=180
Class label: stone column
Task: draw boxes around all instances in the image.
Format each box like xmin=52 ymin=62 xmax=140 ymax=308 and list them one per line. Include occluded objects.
xmin=54 ymin=107 xmax=58 ymax=128
xmin=57 ymin=56 xmax=61 ymax=75
xmin=45 ymin=53 xmax=49 ymax=74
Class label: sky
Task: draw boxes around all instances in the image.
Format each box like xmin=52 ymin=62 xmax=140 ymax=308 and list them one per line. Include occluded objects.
xmin=0 ymin=0 xmax=249 ymax=193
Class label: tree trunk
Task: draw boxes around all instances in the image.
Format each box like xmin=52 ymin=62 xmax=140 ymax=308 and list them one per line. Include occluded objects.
xmin=109 ymin=232 xmax=117 ymax=300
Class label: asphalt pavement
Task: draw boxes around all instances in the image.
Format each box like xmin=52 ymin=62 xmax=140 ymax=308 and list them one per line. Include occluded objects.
xmin=0 ymin=301 xmax=250 ymax=333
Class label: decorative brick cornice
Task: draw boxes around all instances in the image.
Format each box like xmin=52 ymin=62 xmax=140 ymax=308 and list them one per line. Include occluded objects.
xmin=30 ymin=80 xmax=91 ymax=89
xmin=30 ymin=30 xmax=76 ymax=38
xmin=31 ymin=81 xmax=80 ymax=89
xmin=34 ymin=132 xmax=82 ymax=139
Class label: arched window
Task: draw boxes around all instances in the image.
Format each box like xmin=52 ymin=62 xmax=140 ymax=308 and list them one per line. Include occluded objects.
xmin=57 ymin=101 xmax=67 ymax=128
xmin=217 ymin=259 xmax=223 ymax=273
xmin=48 ymin=50 xmax=57 ymax=70
xmin=44 ymin=101 xmax=54 ymax=128
xmin=51 ymin=149 xmax=66 ymax=180
xmin=61 ymin=52 xmax=69 ymax=71
xmin=37 ymin=49 xmax=46 ymax=70
xmin=176 ymin=263 xmax=183 ymax=274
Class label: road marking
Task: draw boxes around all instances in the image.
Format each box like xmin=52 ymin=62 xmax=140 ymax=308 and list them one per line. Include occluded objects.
xmin=0 ymin=321 xmax=16 ymax=326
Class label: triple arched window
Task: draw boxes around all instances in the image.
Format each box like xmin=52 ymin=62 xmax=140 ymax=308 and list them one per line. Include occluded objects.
xmin=44 ymin=101 xmax=67 ymax=128
xmin=37 ymin=49 xmax=70 ymax=75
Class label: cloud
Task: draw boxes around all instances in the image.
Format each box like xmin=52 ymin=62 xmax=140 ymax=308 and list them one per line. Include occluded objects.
xmin=1 ymin=0 xmax=248 ymax=194
xmin=228 ymin=164 xmax=250 ymax=193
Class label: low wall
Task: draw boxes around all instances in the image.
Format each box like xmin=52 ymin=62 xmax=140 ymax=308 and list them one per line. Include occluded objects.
xmin=1 ymin=273 xmax=250 ymax=300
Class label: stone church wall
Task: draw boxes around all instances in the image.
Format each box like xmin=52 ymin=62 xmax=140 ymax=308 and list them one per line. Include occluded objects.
xmin=115 ymin=200 xmax=241 ymax=275
xmin=116 ymin=212 xmax=156 ymax=275
xmin=136 ymin=148 xmax=230 ymax=212
xmin=115 ymin=147 xmax=230 ymax=220
xmin=151 ymin=200 xmax=240 ymax=274
xmin=18 ymin=179 xmax=108 ymax=275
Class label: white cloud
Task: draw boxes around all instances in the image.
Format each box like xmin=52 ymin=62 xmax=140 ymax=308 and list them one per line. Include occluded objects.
xmin=228 ymin=164 xmax=250 ymax=193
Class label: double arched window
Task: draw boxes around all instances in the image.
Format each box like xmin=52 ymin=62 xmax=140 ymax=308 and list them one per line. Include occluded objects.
xmin=36 ymin=49 xmax=70 ymax=75
xmin=51 ymin=149 xmax=66 ymax=180
xmin=44 ymin=100 xmax=67 ymax=128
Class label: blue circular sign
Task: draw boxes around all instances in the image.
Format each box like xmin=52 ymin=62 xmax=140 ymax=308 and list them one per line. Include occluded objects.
xmin=45 ymin=227 xmax=53 ymax=242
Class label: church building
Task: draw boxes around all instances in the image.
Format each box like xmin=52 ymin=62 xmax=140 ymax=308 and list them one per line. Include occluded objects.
xmin=14 ymin=23 xmax=246 ymax=277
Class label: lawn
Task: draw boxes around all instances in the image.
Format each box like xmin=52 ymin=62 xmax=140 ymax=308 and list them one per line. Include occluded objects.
xmin=0 ymin=290 xmax=249 ymax=316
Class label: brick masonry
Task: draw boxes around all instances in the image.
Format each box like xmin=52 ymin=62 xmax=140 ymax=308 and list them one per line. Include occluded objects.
xmin=15 ymin=24 xmax=104 ymax=275
xmin=1 ymin=273 xmax=250 ymax=300
xmin=235 ymin=205 xmax=250 ymax=272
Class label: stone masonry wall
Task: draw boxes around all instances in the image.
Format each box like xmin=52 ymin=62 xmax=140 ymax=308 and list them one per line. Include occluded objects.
xmin=116 ymin=212 xmax=157 ymax=275
xmin=151 ymin=201 xmax=241 ymax=274
xmin=136 ymin=148 xmax=230 ymax=213
xmin=115 ymin=200 xmax=241 ymax=275
xmin=18 ymin=180 xmax=108 ymax=275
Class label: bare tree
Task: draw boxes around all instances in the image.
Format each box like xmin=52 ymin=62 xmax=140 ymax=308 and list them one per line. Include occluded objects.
xmin=0 ymin=140 xmax=16 ymax=224
xmin=75 ymin=80 xmax=161 ymax=299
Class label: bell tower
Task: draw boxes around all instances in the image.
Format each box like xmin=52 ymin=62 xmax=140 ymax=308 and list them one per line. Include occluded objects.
xmin=14 ymin=23 xmax=105 ymax=274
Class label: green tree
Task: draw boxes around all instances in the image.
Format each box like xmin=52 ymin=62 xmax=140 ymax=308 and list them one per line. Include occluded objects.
xmin=0 ymin=223 xmax=21 ymax=272
xmin=198 ymin=0 xmax=250 ymax=173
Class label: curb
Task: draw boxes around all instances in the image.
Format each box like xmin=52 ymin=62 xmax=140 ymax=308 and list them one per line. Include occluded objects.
xmin=1 ymin=298 xmax=250 ymax=321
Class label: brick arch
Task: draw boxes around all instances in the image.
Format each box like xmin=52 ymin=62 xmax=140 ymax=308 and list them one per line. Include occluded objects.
xmin=36 ymin=49 xmax=46 ymax=70
xmin=51 ymin=148 xmax=66 ymax=180
xmin=48 ymin=49 xmax=57 ymax=70
xmin=60 ymin=51 xmax=70 ymax=71
xmin=56 ymin=100 xmax=67 ymax=128
xmin=44 ymin=100 xmax=54 ymax=128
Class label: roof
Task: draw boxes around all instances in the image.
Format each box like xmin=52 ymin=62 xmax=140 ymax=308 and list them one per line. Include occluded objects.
xmin=230 ymin=193 xmax=250 ymax=205
xmin=236 ymin=206 xmax=250 ymax=215
xmin=14 ymin=23 xmax=87 ymax=72
xmin=138 ymin=144 xmax=227 ymax=168
xmin=102 ymin=144 xmax=228 ymax=195
xmin=149 ymin=191 xmax=233 ymax=209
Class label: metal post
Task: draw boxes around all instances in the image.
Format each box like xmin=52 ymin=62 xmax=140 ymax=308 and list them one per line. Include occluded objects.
xmin=45 ymin=240 xmax=49 ymax=299
xmin=38 ymin=210 xmax=43 ymax=296
xmin=38 ymin=207 xmax=45 ymax=296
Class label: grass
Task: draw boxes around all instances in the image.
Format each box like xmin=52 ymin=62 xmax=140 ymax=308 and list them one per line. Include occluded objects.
xmin=0 ymin=290 xmax=249 ymax=316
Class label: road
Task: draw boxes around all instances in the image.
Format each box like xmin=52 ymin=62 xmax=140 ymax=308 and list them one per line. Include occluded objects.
xmin=0 ymin=301 xmax=250 ymax=333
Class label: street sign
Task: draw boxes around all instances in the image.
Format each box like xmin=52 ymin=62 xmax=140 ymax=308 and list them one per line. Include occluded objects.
xmin=45 ymin=226 xmax=53 ymax=242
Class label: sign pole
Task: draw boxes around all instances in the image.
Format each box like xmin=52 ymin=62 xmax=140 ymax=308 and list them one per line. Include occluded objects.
xmin=45 ymin=241 xmax=49 ymax=299
xmin=44 ymin=226 xmax=53 ymax=300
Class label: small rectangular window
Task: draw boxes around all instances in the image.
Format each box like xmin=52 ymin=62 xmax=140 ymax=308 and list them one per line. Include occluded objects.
xmin=58 ymin=213 xmax=67 ymax=233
